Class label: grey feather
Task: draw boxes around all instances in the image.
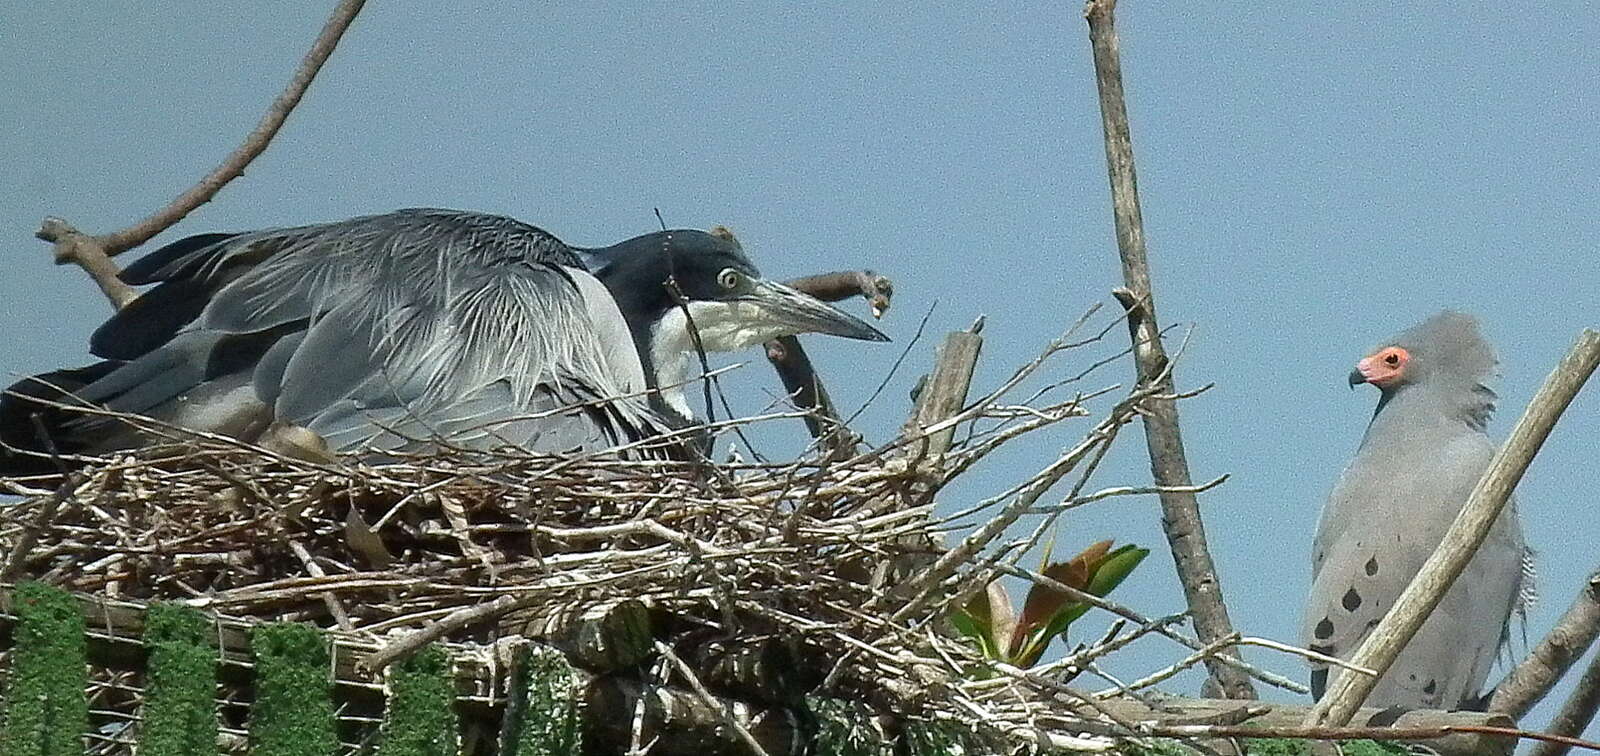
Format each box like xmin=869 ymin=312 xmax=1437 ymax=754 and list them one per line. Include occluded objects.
xmin=1304 ymin=310 xmax=1528 ymax=709
xmin=58 ymin=209 xmax=669 ymax=459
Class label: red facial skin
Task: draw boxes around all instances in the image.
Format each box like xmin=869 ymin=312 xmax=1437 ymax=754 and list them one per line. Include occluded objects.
xmin=1353 ymin=346 xmax=1411 ymax=388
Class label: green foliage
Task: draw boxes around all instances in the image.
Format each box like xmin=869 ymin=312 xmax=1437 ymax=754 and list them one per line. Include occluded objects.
xmin=1122 ymin=740 xmax=1201 ymax=756
xmin=140 ymin=603 xmax=220 ymax=756
xmin=1337 ymin=741 xmax=1408 ymax=756
xmin=952 ymin=540 xmax=1149 ymax=668
xmin=809 ymin=697 xmax=980 ymax=756
xmin=376 ymin=645 xmax=458 ymax=756
xmin=0 ymin=582 xmax=88 ymax=756
xmin=1241 ymin=738 xmax=1310 ymax=756
xmin=506 ymin=647 xmax=580 ymax=756
xmin=1241 ymin=738 xmax=1405 ymax=756
xmin=810 ymin=697 xmax=889 ymax=756
xmin=249 ymin=622 xmax=337 ymax=756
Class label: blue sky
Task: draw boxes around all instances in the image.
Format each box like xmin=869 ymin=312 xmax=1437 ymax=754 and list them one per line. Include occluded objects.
xmin=3 ymin=1 xmax=1597 ymax=740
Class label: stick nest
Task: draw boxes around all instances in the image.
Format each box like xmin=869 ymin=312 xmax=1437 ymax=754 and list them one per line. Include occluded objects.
xmin=1 ymin=311 xmax=1281 ymax=753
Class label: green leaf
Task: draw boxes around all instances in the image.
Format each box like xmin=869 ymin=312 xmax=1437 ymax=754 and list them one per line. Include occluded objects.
xmin=1014 ymin=543 xmax=1151 ymax=666
xmin=952 ymin=581 xmax=1013 ymax=659
xmin=1009 ymin=540 xmax=1110 ymax=660
xmin=1058 ymin=544 xmax=1150 ymax=628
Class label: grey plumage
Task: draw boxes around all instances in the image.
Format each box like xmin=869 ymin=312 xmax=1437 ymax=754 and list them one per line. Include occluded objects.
xmin=1 ymin=208 xmax=890 ymax=472
xmin=31 ymin=209 xmax=668 ymax=461
xmin=1304 ymin=310 xmax=1531 ymax=710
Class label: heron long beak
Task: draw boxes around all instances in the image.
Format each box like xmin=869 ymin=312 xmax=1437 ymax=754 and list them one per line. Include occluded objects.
xmin=745 ymin=279 xmax=890 ymax=342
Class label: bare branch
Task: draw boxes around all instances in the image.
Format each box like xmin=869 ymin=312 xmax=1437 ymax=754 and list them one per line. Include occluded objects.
xmin=1530 ymin=639 xmax=1600 ymax=756
xmin=99 ymin=0 xmax=368 ymax=255
xmin=1490 ymin=568 xmax=1600 ymax=719
xmin=782 ymin=270 xmax=893 ymax=317
xmin=36 ymin=0 xmax=368 ymax=309
xmin=761 ymin=270 xmax=894 ymax=453
xmin=1083 ymin=0 xmax=1254 ymax=699
xmin=1307 ymin=328 xmax=1600 ymax=726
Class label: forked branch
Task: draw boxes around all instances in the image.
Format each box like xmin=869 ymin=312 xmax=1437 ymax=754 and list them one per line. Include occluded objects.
xmin=36 ymin=0 xmax=368 ymax=310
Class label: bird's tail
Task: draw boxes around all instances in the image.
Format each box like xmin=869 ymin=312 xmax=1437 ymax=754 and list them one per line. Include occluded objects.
xmin=0 ymin=361 xmax=122 ymax=477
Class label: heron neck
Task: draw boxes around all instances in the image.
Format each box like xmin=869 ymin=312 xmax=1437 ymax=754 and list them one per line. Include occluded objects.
xmin=647 ymin=310 xmax=697 ymax=420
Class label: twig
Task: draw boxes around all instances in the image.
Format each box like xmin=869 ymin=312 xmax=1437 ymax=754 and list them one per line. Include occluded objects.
xmin=762 ymin=270 xmax=894 ymax=452
xmin=1490 ymin=567 xmax=1600 ymax=719
xmin=0 ymin=473 xmax=84 ymax=581
xmin=1145 ymin=723 xmax=1597 ymax=753
xmin=1530 ymin=640 xmax=1600 ymax=756
xmin=359 ymin=593 xmax=532 ymax=675
xmin=655 ymin=641 xmax=775 ymax=756
xmin=996 ymin=564 xmax=1309 ymax=694
xmin=1307 ymin=328 xmax=1600 ymax=726
xmin=1082 ymin=0 xmax=1253 ymax=699
xmin=886 ymin=397 xmax=1136 ymax=623
xmin=36 ymin=0 xmax=366 ymax=309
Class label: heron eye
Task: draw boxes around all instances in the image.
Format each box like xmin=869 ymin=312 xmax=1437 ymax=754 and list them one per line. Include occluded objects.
xmin=717 ymin=269 xmax=740 ymax=290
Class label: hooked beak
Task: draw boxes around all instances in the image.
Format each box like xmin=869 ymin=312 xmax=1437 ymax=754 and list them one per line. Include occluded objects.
xmin=1347 ymin=367 xmax=1367 ymax=389
xmin=744 ymin=279 xmax=890 ymax=342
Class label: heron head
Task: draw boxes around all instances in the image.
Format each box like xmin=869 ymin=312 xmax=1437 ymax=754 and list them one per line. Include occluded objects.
xmin=590 ymin=228 xmax=889 ymax=352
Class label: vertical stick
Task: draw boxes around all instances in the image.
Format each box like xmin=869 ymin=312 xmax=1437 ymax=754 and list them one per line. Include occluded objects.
xmin=1306 ymin=329 xmax=1600 ymax=726
xmin=1082 ymin=0 xmax=1256 ymax=699
xmin=902 ymin=324 xmax=984 ymax=459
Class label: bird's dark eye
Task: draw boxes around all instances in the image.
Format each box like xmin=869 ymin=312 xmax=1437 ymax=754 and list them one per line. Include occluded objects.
xmin=717 ymin=268 xmax=740 ymax=290
xmin=1384 ymin=353 xmax=1400 ymax=365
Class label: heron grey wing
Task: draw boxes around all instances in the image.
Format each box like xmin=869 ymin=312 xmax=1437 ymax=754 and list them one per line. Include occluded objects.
xmin=260 ymin=259 xmax=659 ymax=456
xmin=118 ymin=232 xmax=244 ymax=285
xmin=252 ymin=330 xmax=307 ymax=408
xmin=92 ymin=233 xmax=302 ymax=360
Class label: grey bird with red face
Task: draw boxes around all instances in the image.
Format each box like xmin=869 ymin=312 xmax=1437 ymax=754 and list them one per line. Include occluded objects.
xmin=1303 ymin=310 xmax=1532 ymax=710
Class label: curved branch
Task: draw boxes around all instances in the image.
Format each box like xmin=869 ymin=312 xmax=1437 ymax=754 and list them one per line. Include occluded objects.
xmin=97 ymin=0 xmax=368 ymax=255
xmin=36 ymin=0 xmax=367 ymax=310
xmin=763 ymin=270 xmax=894 ymax=453
xmin=1489 ymin=568 xmax=1600 ymax=719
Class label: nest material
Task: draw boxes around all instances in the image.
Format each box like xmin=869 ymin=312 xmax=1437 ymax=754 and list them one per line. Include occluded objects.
xmin=1 ymin=446 xmax=932 ymax=637
xmin=1 ymin=316 xmax=1283 ymax=754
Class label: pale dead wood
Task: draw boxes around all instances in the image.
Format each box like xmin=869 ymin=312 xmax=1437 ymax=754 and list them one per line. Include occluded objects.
xmin=1095 ymin=697 xmax=1521 ymax=756
xmin=35 ymin=0 xmax=368 ymax=310
xmin=1082 ymin=0 xmax=1255 ymax=700
xmin=1307 ymin=328 xmax=1600 ymax=726
xmin=901 ymin=323 xmax=984 ymax=459
xmin=656 ymin=640 xmax=774 ymax=756
xmin=1491 ymin=567 xmax=1600 ymax=719
xmin=1530 ymin=640 xmax=1600 ymax=756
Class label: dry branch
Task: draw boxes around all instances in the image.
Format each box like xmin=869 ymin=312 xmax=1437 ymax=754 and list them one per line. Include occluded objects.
xmin=1491 ymin=567 xmax=1600 ymax=719
xmin=1531 ymin=642 xmax=1600 ymax=756
xmin=764 ymin=270 xmax=894 ymax=453
xmin=0 ymin=308 xmax=1330 ymax=754
xmin=1307 ymin=328 xmax=1600 ymax=726
xmin=35 ymin=0 xmax=367 ymax=309
xmin=901 ymin=324 xmax=984 ymax=459
xmin=1095 ymin=697 xmax=1519 ymax=756
xmin=1083 ymin=0 xmax=1255 ymax=699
